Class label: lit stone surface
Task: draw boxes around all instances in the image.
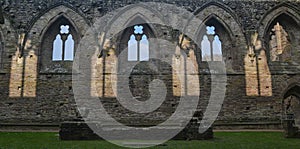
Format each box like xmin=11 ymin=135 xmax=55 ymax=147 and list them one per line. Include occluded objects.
xmin=0 ymin=1 xmax=299 ymax=138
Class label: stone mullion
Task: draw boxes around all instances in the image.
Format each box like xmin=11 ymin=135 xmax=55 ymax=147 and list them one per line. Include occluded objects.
xmin=61 ymin=33 xmax=69 ymax=61
xmin=135 ymin=34 xmax=142 ymax=61
xmin=208 ymin=34 xmax=214 ymax=61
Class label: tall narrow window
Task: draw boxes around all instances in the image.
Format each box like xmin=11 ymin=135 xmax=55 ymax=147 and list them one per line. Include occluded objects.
xmin=128 ymin=25 xmax=149 ymax=61
xmin=52 ymin=25 xmax=74 ymax=61
xmin=201 ymin=26 xmax=222 ymax=61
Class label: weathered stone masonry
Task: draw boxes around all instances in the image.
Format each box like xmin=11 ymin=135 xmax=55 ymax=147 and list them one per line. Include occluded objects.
xmin=0 ymin=0 xmax=300 ymax=130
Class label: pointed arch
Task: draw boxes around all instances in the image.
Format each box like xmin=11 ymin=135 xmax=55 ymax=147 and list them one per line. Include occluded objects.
xmin=198 ymin=16 xmax=230 ymax=62
xmin=194 ymin=1 xmax=239 ymax=22
xmin=259 ymin=5 xmax=300 ymax=33
xmin=194 ymin=1 xmax=243 ymax=37
xmin=259 ymin=5 xmax=300 ymax=43
xmin=91 ymin=4 xmax=164 ymax=99
xmin=194 ymin=4 xmax=244 ymax=47
xmin=200 ymin=14 xmax=236 ymax=42
xmin=39 ymin=14 xmax=78 ymax=72
xmin=260 ymin=6 xmax=300 ymax=63
xmin=117 ymin=16 xmax=156 ymax=60
xmin=283 ymin=84 xmax=300 ymax=99
xmin=24 ymin=5 xmax=89 ymax=73
xmin=119 ymin=15 xmax=156 ymax=45
xmin=194 ymin=4 xmax=246 ymax=68
xmin=27 ymin=5 xmax=89 ymax=53
xmin=102 ymin=3 xmax=164 ymax=38
xmin=282 ymin=83 xmax=300 ymax=128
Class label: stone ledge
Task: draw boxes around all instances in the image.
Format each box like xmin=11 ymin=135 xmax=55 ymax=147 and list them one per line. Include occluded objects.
xmin=59 ymin=121 xmax=213 ymax=140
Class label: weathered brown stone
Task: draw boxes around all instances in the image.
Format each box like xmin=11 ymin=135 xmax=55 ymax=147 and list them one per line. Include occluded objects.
xmin=0 ymin=0 xmax=299 ymax=139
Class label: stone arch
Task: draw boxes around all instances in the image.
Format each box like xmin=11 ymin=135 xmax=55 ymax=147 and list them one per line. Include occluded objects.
xmin=194 ymin=4 xmax=246 ymax=71
xmin=283 ymin=84 xmax=300 ymax=127
xmin=25 ymin=5 xmax=89 ymax=73
xmin=27 ymin=5 xmax=90 ymax=53
xmin=90 ymin=4 xmax=165 ymax=98
xmin=283 ymin=83 xmax=300 ymax=99
xmin=11 ymin=5 xmax=90 ymax=98
xmin=117 ymin=16 xmax=156 ymax=58
xmin=115 ymin=16 xmax=163 ymax=99
xmin=95 ymin=3 xmax=165 ymax=51
xmin=194 ymin=1 xmax=244 ymax=38
xmin=39 ymin=14 xmax=79 ymax=72
xmin=259 ymin=5 xmax=300 ymax=63
xmin=259 ymin=5 xmax=300 ymax=35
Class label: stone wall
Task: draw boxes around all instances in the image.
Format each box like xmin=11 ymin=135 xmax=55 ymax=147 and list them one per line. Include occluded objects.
xmin=0 ymin=0 xmax=299 ymax=129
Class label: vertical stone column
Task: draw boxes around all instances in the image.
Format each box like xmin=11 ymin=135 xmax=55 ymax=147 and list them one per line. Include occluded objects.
xmin=207 ymin=35 xmax=214 ymax=61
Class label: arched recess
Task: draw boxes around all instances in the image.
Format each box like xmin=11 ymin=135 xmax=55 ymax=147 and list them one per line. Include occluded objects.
xmin=194 ymin=4 xmax=246 ymax=72
xmin=100 ymin=3 xmax=164 ymax=41
xmin=117 ymin=16 xmax=156 ymax=60
xmin=16 ymin=5 xmax=89 ymax=98
xmin=259 ymin=6 xmax=300 ymax=64
xmin=24 ymin=5 xmax=89 ymax=72
xmin=198 ymin=16 xmax=232 ymax=62
xmin=117 ymin=16 xmax=159 ymax=99
xmin=40 ymin=15 xmax=79 ymax=72
xmin=91 ymin=4 xmax=165 ymax=98
xmin=283 ymin=84 xmax=300 ymax=99
xmin=283 ymin=84 xmax=300 ymax=127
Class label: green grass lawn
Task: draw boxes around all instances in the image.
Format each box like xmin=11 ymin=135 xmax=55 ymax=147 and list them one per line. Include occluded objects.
xmin=0 ymin=132 xmax=299 ymax=149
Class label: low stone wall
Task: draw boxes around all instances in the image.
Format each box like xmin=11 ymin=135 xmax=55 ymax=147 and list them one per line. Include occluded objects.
xmin=59 ymin=120 xmax=213 ymax=140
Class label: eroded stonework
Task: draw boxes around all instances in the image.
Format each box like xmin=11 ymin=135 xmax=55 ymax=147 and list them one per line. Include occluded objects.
xmin=0 ymin=0 xmax=300 ymax=134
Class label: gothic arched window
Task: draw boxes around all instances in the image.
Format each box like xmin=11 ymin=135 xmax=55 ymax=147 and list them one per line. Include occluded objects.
xmin=40 ymin=15 xmax=78 ymax=72
xmin=127 ymin=25 xmax=149 ymax=61
xmin=201 ymin=26 xmax=223 ymax=61
xmin=53 ymin=25 xmax=75 ymax=61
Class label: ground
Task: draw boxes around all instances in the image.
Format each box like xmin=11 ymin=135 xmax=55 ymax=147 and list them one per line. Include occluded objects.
xmin=0 ymin=131 xmax=300 ymax=149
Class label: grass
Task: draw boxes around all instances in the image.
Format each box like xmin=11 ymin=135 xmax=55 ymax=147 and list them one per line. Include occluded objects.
xmin=0 ymin=132 xmax=300 ymax=149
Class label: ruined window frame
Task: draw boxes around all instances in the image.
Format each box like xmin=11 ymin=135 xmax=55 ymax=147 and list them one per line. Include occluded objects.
xmin=39 ymin=15 xmax=79 ymax=73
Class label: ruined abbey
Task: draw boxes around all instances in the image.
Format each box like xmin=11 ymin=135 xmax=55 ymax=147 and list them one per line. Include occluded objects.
xmin=0 ymin=0 xmax=300 ymax=138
